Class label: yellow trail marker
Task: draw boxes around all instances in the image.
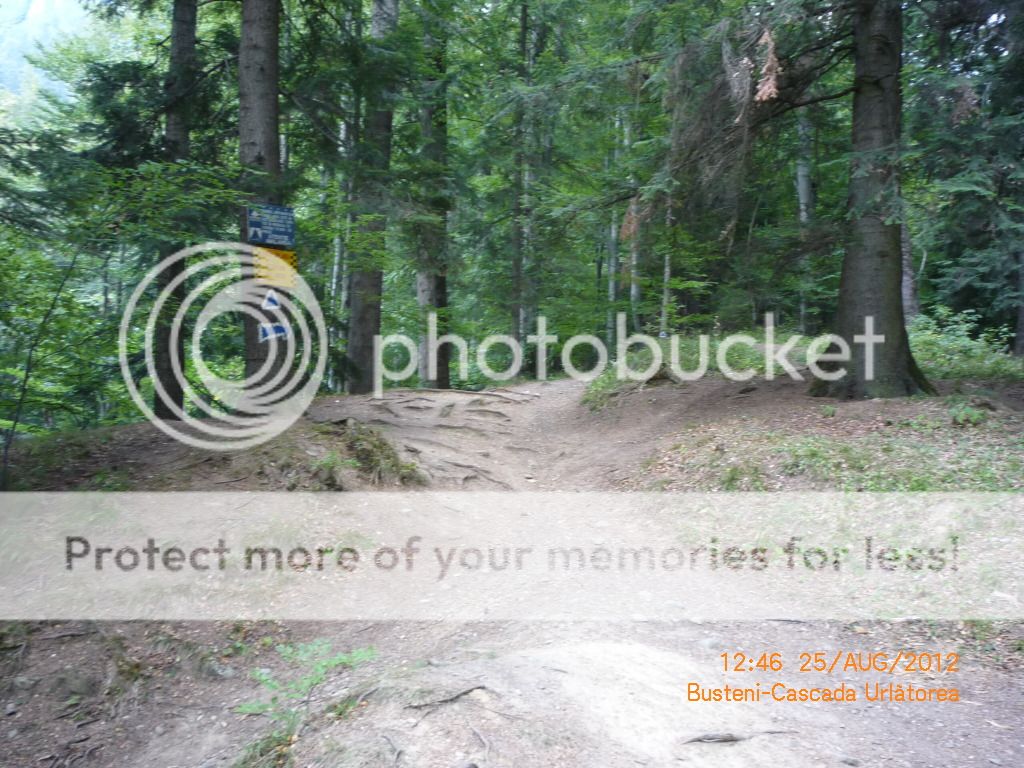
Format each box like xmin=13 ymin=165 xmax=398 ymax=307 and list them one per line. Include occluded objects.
xmin=254 ymin=247 xmax=297 ymax=288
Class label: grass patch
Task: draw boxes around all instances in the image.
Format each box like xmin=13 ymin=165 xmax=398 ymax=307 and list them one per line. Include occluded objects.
xmin=233 ymin=730 xmax=295 ymax=768
xmin=720 ymin=463 xmax=767 ymax=491
xmin=949 ymin=402 xmax=989 ymax=427
xmin=234 ymin=640 xmax=374 ymax=766
xmin=326 ymin=695 xmax=361 ymax=720
xmin=7 ymin=430 xmax=102 ymax=489
xmin=585 ymin=310 xmax=1024 ymax=411
xmin=639 ymin=402 xmax=1023 ymax=492
xmin=310 ymin=450 xmax=359 ymax=490
xmin=909 ymin=308 xmax=1024 ymax=381
xmin=583 ymin=332 xmax=808 ymax=411
xmin=773 ymin=432 xmax=1021 ymax=491
xmin=344 ymin=423 xmax=424 ymax=485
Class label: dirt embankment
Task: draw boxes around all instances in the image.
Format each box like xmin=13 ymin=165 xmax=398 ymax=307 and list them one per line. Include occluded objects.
xmin=3 ymin=377 xmax=1023 ymax=767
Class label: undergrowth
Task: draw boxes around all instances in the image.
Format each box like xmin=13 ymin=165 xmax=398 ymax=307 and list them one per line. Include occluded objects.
xmin=583 ymin=331 xmax=805 ymax=410
xmin=343 ymin=422 xmax=424 ymax=485
xmin=908 ymin=308 xmax=1024 ymax=381
xmin=585 ymin=309 xmax=1023 ymax=410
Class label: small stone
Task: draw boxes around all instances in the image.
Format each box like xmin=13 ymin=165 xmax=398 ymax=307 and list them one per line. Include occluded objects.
xmin=50 ymin=672 xmax=100 ymax=699
xmin=198 ymin=659 xmax=237 ymax=680
xmin=12 ymin=676 xmax=35 ymax=691
xmin=839 ymin=758 xmax=861 ymax=767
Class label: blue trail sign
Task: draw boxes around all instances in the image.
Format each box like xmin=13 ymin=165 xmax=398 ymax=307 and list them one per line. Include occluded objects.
xmin=246 ymin=204 xmax=296 ymax=248
xmin=258 ymin=323 xmax=289 ymax=342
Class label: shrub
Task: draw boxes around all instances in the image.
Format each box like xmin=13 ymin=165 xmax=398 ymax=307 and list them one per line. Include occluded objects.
xmin=909 ymin=308 xmax=1024 ymax=381
xmin=582 ymin=332 xmax=808 ymax=410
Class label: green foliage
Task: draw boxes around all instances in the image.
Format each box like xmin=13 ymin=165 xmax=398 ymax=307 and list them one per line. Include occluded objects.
xmin=0 ymin=0 xmax=1021 ymax=446
xmin=236 ymin=641 xmax=374 ymax=731
xmin=325 ymin=694 xmax=361 ymax=720
xmin=949 ymin=402 xmax=988 ymax=427
xmin=583 ymin=331 xmax=808 ymax=410
xmin=720 ymin=463 xmax=766 ymax=491
xmin=904 ymin=11 xmax=1024 ymax=336
xmin=773 ymin=433 xmax=1021 ymax=492
xmin=909 ymin=309 xmax=1024 ymax=381
xmin=232 ymin=730 xmax=295 ymax=768
xmin=344 ymin=423 xmax=424 ymax=485
xmin=311 ymin=451 xmax=359 ymax=474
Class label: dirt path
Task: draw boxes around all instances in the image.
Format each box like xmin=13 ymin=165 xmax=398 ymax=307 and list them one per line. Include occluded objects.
xmin=306 ymin=377 xmax=713 ymax=491
xmin=4 ymin=378 xmax=1023 ymax=767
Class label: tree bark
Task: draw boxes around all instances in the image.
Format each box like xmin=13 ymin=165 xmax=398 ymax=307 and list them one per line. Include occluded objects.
xmin=415 ymin=0 xmax=452 ymax=388
xmin=508 ymin=1 xmax=529 ymax=344
xmin=659 ymin=242 xmax=671 ymax=337
xmin=900 ymin=222 xmax=919 ymax=321
xmin=346 ymin=0 xmax=399 ymax=394
xmin=606 ymin=208 xmax=619 ymax=346
xmin=795 ymin=111 xmax=814 ymax=334
xmin=623 ymin=118 xmax=643 ymax=333
xmin=796 ymin=113 xmax=814 ymax=226
xmin=331 ymin=31 xmax=361 ymax=391
xmin=628 ymin=197 xmax=642 ymax=333
xmin=239 ymin=0 xmax=282 ymax=384
xmin=814 ymin=0 xmax=932 ymax=398
xmin=154 ymin=0 xmax=197 ymax=420
xmin=1015 ymin=251 xmax=1024 ymax=356
xmin=605 ymin=114 xmax=621 ymax=347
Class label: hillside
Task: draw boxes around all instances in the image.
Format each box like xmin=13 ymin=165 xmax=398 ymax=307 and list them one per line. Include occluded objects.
xmin=3 ymin=377 xmax=1023 ymax=767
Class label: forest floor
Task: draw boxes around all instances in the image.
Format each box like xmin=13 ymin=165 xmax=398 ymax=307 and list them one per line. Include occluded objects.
xmin=3 ymin=376 xmax=1024 ymax=767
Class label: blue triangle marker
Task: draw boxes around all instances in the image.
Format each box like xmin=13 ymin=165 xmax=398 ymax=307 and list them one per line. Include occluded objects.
xmin=259 ymin=323 xmax=288 ymax=342
xmin=262 ymin=289 xmax=281 ymax=310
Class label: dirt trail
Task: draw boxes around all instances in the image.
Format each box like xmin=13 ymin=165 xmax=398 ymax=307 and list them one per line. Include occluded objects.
xmin=306 ymin=377 xmax=710 ymax=491
xmin=4 ymin=378 xmax=1023 ymax=767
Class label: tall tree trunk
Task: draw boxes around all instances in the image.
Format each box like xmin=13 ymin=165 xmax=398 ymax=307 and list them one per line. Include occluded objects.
xmin=795 ymin=113 xmax=814 ymax=226
xmin=509 ymin=1 xmax=546 ymax=351
xmin=154 ymin=0 xmax=197 ymax=420
xmin=509 ymin=0 xmax=529 ymax=344
xmin=605 ymin=114 xmax=621 ymax=347
xmin=606 ymin=208 xmax=619 ymax=346
xmin=279 ymin=14 xmax=291 ymax=175
xmin=658 ymin=247 xmax=671 ymax=337
xmin=900 ymin=222 xmax=919 ymax=321
xmin=332 ymin=36 xmax=361 ymax=391
xmin=628 ymin=198 xmax=642 ymax=333
xmin=520 ymin=134 xmax=536 ymax=345
xmin=659 ymin=206 xmax=675 ymax=338
xmin=623 ymin=117 xmax=643 ymax=333
xmin=815 ymin=0 xmax=932 ymax=398
xmin=416 ymin=0 xmax=452 ymax=388
xmin=346 ymin=0 xmax=399 ymax=394
xmin=239 ymin=0 xmax=282 ymax=383
xmin=795 ymin=111 xmax=814 ymax=334
xmin=1015 ymin=251 xmax=1024 ymax=356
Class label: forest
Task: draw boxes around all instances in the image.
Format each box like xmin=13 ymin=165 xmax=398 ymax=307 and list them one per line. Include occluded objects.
xmin=1 ymin=0 xmax=1023 ymax=461
xmin=1 ymin=3 xmax=1024 ymax=766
